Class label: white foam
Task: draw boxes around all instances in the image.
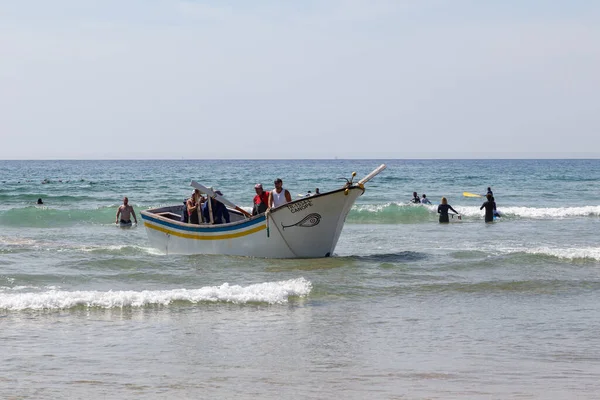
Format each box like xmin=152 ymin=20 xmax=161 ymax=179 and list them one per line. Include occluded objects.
xmin=453 ymin=244 xmax=600 ymax=261
xmin=353 ymin=202 xmax=405 ymax=212
xmin=524 ymin=247 xmax=600 ymax=261
xmin=0 ymin=236 xmax=37 ymax=246
xmin=79 ymin=244 xmax=163 ymax=255
xmin=351 ymin=203 xmax=600 ymax=219
xmin=453 ymin=205 xmax=600 ymax=219
xmin=0 ymin=285 xmax=41 ymax=292
xmin=0 ymin=278 xmax=312 ymax=311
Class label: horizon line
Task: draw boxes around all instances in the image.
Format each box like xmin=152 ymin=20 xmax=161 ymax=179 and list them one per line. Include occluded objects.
xmin=1 ymin=157 xmax=600 ymax=162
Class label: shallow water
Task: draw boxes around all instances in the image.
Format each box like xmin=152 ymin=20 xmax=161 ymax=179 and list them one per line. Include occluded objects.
xmin=1 ymin=159 xmax=600 ymax=398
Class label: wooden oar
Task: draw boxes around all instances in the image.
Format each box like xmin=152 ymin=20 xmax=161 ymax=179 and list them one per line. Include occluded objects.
xmin=190 ymin=181 xmax=252 ymax=218
xmin=463 ymin=191 xmax=482 ymax=198
xmin=358 ymin=164 xmax=387 ymax=185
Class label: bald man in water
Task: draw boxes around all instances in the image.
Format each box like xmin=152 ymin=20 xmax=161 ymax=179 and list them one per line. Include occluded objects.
xmin=116 ymin=197 xmax=137 ymax=225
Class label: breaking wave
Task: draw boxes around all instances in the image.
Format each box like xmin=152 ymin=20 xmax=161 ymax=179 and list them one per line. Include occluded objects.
xmin=0 ymin=278 xmax=312 ymax=311
xmin=522 ymin=246 xmax=600 ymax=262
xmin=458 ymin=205 xmax=600 ymax=219
xmin=347 ymin=203 xmax=600 ymax=223
xmin=1 ymin=203 xmax=598 ymax=228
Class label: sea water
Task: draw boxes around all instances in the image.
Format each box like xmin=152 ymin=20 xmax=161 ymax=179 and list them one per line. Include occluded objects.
xmin=1 ymin=159 xmax=599 ymax=399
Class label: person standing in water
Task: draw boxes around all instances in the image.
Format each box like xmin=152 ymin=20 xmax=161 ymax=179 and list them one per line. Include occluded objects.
xmin=411 ymin=192 xmax=421 ymax=204
xmin=485 ymin=186 xmax=500 ymax=217
xmin=480 ymin=193 xmax=497 ymax=223
xmin=116 ymin=197 xmax=137 ymax=225
xmin=421 ymin=194 xmax=431 ymax=204
xmin=437 ymin=197 xmax=459 ymax=223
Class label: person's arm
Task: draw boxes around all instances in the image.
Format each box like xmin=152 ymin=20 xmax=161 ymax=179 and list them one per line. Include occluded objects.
xmin=480 ymin=202 xmax=485 ymax=210
xmin=437 ymin=205 xmax=441 ymax=214
xmin=268 ymin=192 xmax=273 ymax=208
xmin=449 ymin=206 xmax=459 ymax=214
xmin=116 ymin=206 xmax=121 ymax=223
xmin=285 ymin=190 xmax=292 ymax=203
xmin=131 ymin=206 xmax=137 ymax=224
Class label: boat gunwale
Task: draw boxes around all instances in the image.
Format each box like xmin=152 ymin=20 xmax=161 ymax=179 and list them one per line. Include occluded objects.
xmin=140 ymin=185 xmax=361 ymax=233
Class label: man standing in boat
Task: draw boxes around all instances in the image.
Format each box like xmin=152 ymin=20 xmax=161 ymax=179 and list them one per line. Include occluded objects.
xmin=187 ymin=189 xmax=204 ymax=224
xmin=116 ymin=197 xmax=137 ymax=225
xmin=203 ymin=191 xmax=230 ymax=224
xmin=269 ymin=178 xmax=292 ymax=209
xmin=252 ymin=183 xmax=269 ymax=215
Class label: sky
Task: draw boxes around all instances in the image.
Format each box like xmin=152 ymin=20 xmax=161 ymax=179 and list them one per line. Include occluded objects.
xmin=1 ymin=0 xmax=599 ymax=159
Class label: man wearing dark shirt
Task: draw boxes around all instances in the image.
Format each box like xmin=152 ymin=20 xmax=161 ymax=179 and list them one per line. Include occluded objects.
xmin=411 ymin=192 xmax=421 ymax=204
xmin=203 ymin=192 xmax=230 ymax=224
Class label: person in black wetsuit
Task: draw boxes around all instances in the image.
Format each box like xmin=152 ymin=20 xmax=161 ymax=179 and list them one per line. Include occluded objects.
xmin=485 ymin=187 xmax=500 ymax=217
xmin=437 ymin=197 xmax=459 ymax=223
xmin=411 ymin=192 xmax=421 ymax=204
xmin=480 ymin=193 xmax=496 ymax=222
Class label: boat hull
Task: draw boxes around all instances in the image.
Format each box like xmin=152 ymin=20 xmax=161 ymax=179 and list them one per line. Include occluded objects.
xmin=141 ymin=187 xmax=362 ymax=258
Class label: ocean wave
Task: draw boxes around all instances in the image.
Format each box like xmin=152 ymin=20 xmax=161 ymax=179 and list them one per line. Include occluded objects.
xmin=78 ymin=244 xmax=163 ymax=256
xmin=0 ymin=278 xmax=312 ymax=311
xmin=416 ymin=279 xmax=600 ymax=294
xmin=348 ymin=202 xmax=435 ymax=223
xmin=523 ymin=247 xmax=600 ymax=261
xmin=0 ymin=193 xmax=100 ymax=203
xmin=0 ymin=237 xmax=162 ymax=255
xmin=353 ymin=251 xmax=428 ymax=263
xmin=2 ymin=202 xmax=598 ymax=229
xmin=447 ymin=246 xmax=600 ymax=263
xmin=457 ymin=205 xmax=600 ymax=219
xmin=0 ymin=206 xmax=118 ymax=227
xmin=347 ymin=203 xmax=600 ymax=223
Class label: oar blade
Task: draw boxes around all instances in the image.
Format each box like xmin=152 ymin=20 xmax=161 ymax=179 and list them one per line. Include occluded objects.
xmin=358 ymin=164 xmax=387 ymax=185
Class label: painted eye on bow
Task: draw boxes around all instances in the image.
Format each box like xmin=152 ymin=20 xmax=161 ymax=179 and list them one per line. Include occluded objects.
xmin=282 ymin=213 xmax=322 ymax=230
xmin=297 ymin=214 xmax=321 ymax=227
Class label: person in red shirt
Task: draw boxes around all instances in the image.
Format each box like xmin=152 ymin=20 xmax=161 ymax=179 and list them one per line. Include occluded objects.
xmin=252 ymin=183 xmax=269 ymax=215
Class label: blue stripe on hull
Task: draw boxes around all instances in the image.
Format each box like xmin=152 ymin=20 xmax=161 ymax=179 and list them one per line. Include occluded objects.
xmin=141 ymin=213 xmax=266 ymax=233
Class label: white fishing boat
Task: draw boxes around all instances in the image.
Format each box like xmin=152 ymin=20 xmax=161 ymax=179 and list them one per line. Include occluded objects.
xmin=140 ymin=164 xmax=386 ymax=258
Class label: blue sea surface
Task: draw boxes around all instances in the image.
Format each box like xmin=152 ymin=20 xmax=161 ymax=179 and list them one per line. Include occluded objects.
xmin=1 ymin=159 xmax=600 ymax=398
